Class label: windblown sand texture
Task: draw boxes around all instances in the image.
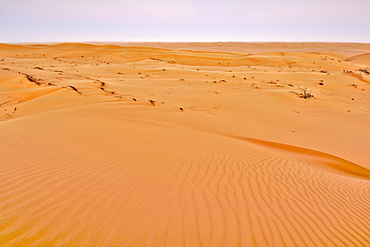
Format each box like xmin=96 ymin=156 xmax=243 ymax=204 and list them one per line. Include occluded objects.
xmin=1 ymin=43 xmax=370 ymax=246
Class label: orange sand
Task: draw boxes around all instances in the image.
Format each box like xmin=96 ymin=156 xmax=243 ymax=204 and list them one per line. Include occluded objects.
xmin=0 ymin=42 xmax=369 ymax=246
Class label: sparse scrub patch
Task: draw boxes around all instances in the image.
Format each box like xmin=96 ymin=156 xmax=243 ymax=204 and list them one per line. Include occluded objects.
xmin=298 ymin=87 xmax=314 ymax=99
xmin=359 ymin=69 xmax=370 ymax=75
xmin=67 ymin=85 xmax=82 ymax=94
xmin=25 ymin=74 xmax=41 ymax=85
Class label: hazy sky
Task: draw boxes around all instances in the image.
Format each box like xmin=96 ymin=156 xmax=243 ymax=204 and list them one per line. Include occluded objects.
xmin=1 ymin=0 xmax=369 ymax=43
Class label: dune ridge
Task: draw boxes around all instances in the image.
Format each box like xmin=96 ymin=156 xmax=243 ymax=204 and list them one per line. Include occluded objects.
xmin=228 ymin=135 xmax=370 ymax=180
xmin=0 ymin=43 xmax=369 ymax=246
xmin=344 ymin=53 xmax=370 ymax=65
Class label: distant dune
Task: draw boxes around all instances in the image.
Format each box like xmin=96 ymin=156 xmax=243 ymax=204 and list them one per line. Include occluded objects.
xmin=0 ymin=43 xmax=369 ymax=246
xmin=345 ymin=53 xmax=370 ymax=65
xmin=88 ymin=42 xmax=370 ymax=55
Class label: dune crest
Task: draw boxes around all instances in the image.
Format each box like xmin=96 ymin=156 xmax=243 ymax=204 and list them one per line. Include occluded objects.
xmin=0 ymin=43 xmax=369 ymax=246
xmin=229 ymin=135 xmax=370 ymax=179
xmin=345 ymin=53 xmax=370 ymax=66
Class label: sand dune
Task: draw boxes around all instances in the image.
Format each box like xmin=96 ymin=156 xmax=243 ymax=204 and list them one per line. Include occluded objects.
xmin=0 ymin=43 xmax=369 ymax=246
xmin=345 ymin=53 xmax=370 ymax=66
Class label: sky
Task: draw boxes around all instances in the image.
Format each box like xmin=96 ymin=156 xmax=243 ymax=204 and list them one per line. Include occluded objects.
xmin=1 ymin=0 xmax=369 ymax=43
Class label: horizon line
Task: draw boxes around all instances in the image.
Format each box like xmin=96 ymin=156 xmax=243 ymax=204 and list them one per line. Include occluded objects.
xmin=3 ymin=41 xmax=370 ymax=45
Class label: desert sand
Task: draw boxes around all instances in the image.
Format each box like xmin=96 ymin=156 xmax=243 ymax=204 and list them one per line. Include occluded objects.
xmin=0 ymin=42 xmax=369 ymax=246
